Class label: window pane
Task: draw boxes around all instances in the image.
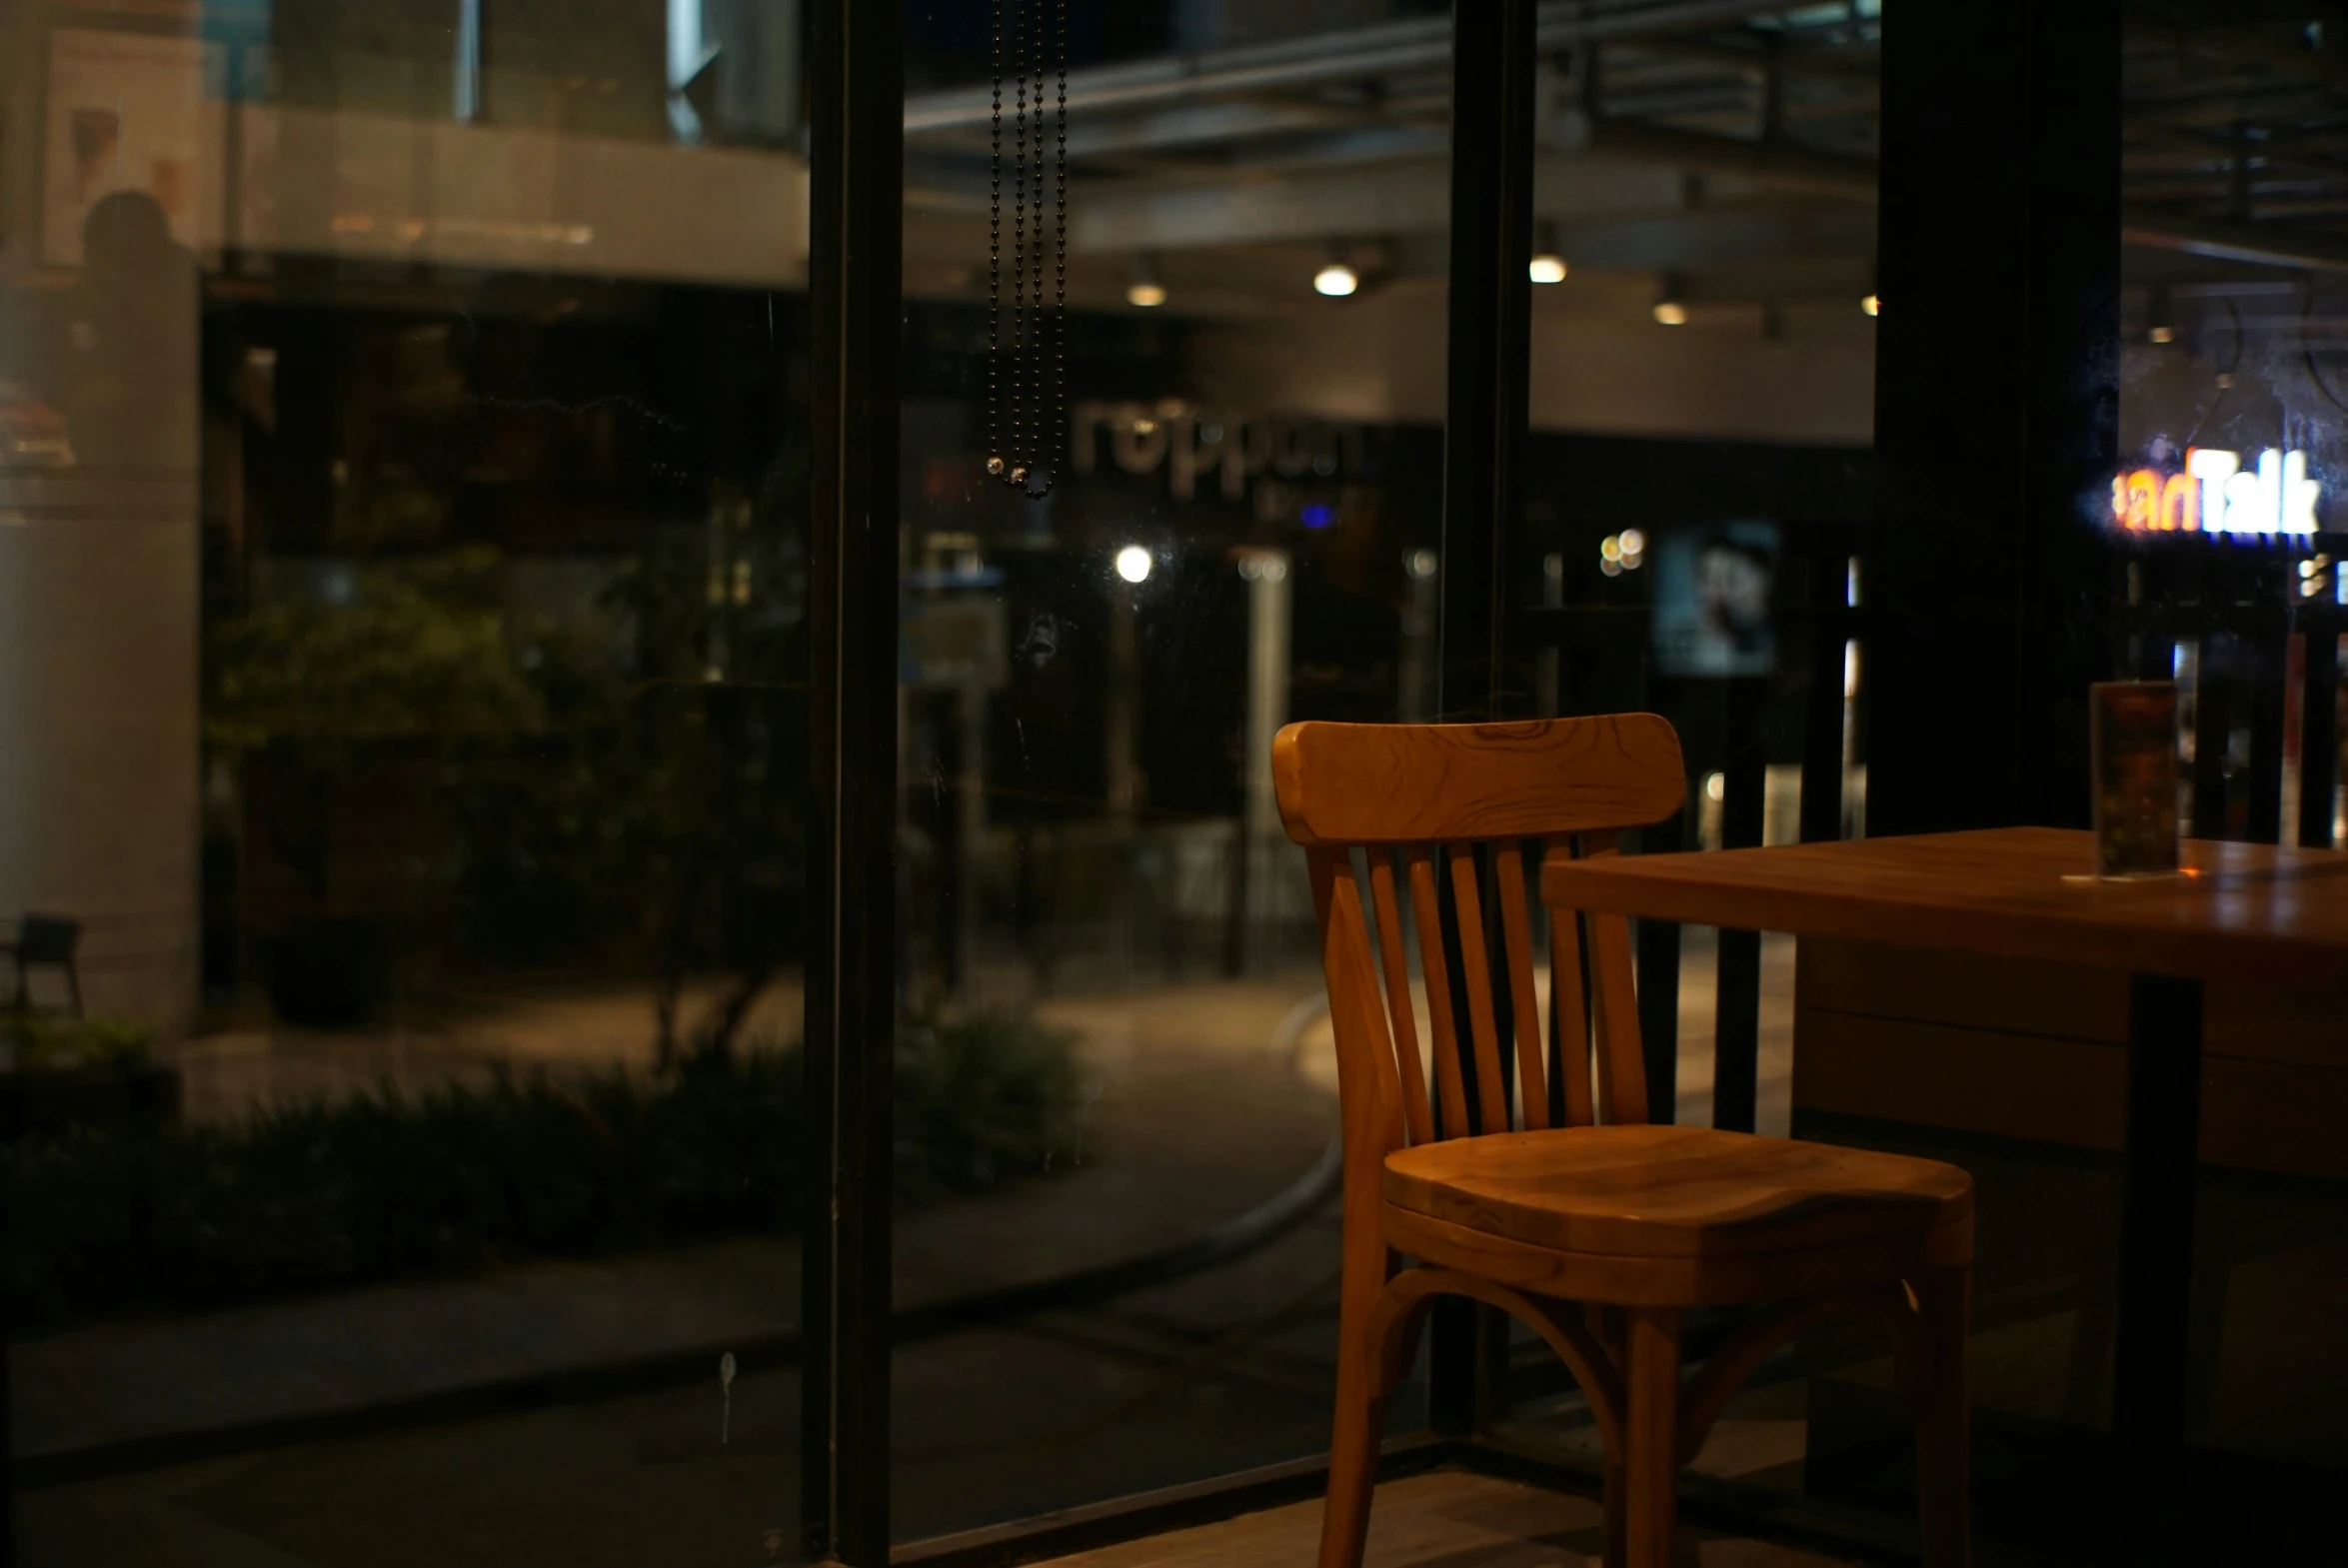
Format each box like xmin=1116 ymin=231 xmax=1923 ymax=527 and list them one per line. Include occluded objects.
xmin=894 ymin=0 xmax=1449 ymax=1542
xmin=1475 ymin=0 xmax=1882 ymax=1505
xmin=2112 ymin=0 xmax=2348 ymax=1500
xmin=3 ymin=6 xmax=807 ymax=1562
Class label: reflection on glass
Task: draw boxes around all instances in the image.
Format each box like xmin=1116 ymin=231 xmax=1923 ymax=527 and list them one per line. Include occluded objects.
xmin=2099 ymin=3 xmax=2348 ymax=1505
xmin=4 ymin=5 xmax=808 ymax=1562
xmin=894 ymin=0 xmax=1452 ymax=1541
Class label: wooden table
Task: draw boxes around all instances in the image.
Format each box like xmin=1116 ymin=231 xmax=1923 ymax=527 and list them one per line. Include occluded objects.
xmin=1542 ymin=826 xmax=2348 ymax=1564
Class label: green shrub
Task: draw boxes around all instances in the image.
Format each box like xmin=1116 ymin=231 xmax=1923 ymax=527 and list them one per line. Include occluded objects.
xmin=3 ymin=1013 xmax=155 ymax=1073
xmin=2 ymin=1013 xmax=1083 ymax=1331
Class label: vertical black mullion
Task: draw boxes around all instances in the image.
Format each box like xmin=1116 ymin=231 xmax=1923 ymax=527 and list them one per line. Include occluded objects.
xmin=804 ymin=0 xmax=902 ymax=1559
xmin=2303 ymin=598 xmax=2340 ymax=848
xmin=1 ymin=1165 xmax=11 ymax=1568
xmin=1798 ymin=540 xmax=1849 ymax=845
xmin=1634 ymin=820 xmax=1683 ymax=1124
xmin=1431 ymin=0 xmax=1536 ymax=1439
xmin=2191 ymin=636 xmax=2231 ymax=840
xmin=1438 ymin=0 xmax=1535 ymax=727
xmin=1712 ymin=680 xmax=1766 ymax=1133
xmin=1868 ymin=0 xmax=2119 ymax=834
xmin=2246 ymin=615 xmax=2287 ymax=845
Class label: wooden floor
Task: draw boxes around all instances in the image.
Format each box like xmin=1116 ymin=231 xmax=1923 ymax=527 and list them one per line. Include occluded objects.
xmin=1034 ymin=1470 xmax=1855 ymax=1568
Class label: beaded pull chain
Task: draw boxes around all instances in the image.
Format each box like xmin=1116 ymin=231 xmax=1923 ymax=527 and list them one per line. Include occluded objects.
xmin=988 ymin=0 xmax=1067 ymax=499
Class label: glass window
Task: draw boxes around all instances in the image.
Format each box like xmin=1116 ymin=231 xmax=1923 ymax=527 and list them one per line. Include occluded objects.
xmin=893 ymin=0 xmax=1450 ymax=1542
xmin=2106 ymin=0 xmax=2348 ymax=1500
xmin=4 ymin=5 xmax=808 ymax=1562
xmin=1483 ymin=0 xmax=1881 ymax=1504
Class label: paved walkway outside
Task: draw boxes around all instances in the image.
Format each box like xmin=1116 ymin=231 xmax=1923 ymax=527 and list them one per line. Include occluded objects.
xmin=17 ymin=941 xmax=1796 ymax=1470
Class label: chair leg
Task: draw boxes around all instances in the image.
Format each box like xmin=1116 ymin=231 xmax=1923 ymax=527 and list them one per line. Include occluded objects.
xmin=1914 ymin=1264 xmax=1972 ymax=1568
xmin=1601 ymin=1460 xmax=1628 ymax=1568
xmin=1622 ymin=1306 xmax=1682 ymax=1568
xmin=1318 ymin=1252 xmax=1388 ymax=1568
xmin=1592 ymin=1305 xmax=1628 ymax=1568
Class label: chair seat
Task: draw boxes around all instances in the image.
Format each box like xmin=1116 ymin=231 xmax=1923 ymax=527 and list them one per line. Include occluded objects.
xmin=1383 ymin=1124 xmax=1971 ymax=1259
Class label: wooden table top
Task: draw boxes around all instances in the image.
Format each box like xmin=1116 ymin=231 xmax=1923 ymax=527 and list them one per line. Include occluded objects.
xmin=1541 ymin=826 xmax=2348 ymax=985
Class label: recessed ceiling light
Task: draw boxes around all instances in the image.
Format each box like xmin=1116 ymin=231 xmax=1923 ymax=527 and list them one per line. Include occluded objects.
xmin=1128 ymin=254 xmax=1167 ymax=309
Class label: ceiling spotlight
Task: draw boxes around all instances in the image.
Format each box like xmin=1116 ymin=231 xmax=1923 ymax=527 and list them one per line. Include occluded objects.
xmin=1528 ymin=221 xmax=1566 ymax=284
xmin=1654 ymin=273 xmax=1688 ymax=326
xmin=1860 ymin=292 xmax=1880 ymax=318
xmin=1313 ymin=259 xmax=1359 ymax=298
xmin=1114 ymin=545 xmax=1154 ymax=585
xmin=1127 ymin=254 xmax=1167 ymax=309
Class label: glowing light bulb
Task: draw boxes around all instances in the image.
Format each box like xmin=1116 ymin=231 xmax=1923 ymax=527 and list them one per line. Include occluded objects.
xmin=1860 ymin=293 xmax=1880 ymax=317
xmin=1528 ymin=254 xmax=1567 ymax=284
xmin=1653 ymin=300 xmax=1689 ymax=327
xmin=1115 ymin=546 xmax=1154 ymax=585
xmin=1127 ymin=281 xmax=1167 ymax=309
xmin=1313 ymin=263 xmax=1358 ymax=298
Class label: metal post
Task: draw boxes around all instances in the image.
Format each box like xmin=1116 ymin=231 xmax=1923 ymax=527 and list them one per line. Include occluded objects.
xmin=803 ymin=0 xmax=902 ymax=1555
xmin=2302 ymin=608 xmax=2340 ymax=848
xmin=1107 ymin=583 xmax=1140 ymax=827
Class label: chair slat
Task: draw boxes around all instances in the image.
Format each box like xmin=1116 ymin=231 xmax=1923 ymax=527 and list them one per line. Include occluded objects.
xmin=1545 ymin=835 xmax=1596 ymax=1127
xmin=1447 ymin=845 xmax=1513 ymax=1135
xmin=1492 ymin=844 xmax=1549 ymax=1132
xmin=1578 ymin=836 xmax=1649 ymax=1126
xmin=1309 ymin=846 xmax=1408 ymax=1155
xmin=1366 ymin=850 xmax=1435 ymax=1147
xmin=1405 ymin=844 xmax=1472 ymax=1139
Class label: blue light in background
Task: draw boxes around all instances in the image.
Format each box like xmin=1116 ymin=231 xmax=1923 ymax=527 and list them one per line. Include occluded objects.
xmin=1300 ymin=504 xmax=1335 ymax=530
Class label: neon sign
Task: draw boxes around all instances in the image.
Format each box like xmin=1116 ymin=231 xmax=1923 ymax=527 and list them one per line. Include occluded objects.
xmin=2111 ymin=447 xmax=2320 ymax=537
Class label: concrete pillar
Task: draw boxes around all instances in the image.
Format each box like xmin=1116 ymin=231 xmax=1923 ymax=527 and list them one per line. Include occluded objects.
xmin=0 ymin=24 xmax=203 ymax=1035
xmin=1238 ymin=547 xmax=1291 ymax=955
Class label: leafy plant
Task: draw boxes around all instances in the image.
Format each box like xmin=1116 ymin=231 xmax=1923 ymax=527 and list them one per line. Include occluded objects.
xmin=206 ymin=548 xmax=543 ymax=904
xmin=3 ymin=1014 xmax=155 ymax=1074
xmin=2 ymin=1011 xmax=1084 ymax=1331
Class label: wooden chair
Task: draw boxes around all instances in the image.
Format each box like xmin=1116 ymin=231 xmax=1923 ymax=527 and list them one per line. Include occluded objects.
xmin=1274 ymin=716 xmax=1973 ymax=1568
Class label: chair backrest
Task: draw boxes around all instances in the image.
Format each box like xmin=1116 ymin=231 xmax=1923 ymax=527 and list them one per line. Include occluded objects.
xmin=1273 ymin=717 xmax=1685 ymax=1168
xmin=16 ymin=915 xmax=80 ymax=964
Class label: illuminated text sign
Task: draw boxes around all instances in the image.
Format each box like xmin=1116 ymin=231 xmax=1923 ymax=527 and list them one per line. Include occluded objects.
xmin=2110 ymin=448 xmax=2319 ymax=537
